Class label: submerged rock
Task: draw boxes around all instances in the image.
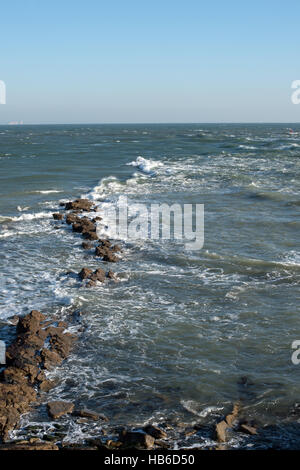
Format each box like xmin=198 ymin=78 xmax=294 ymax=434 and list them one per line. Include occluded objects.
xmin=73 ymin=409 xmax=103 ymax=421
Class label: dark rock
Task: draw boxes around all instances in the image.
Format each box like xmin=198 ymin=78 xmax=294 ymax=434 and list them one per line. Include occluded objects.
xmin=83 ymin=231 xmax=98 ymax=241
xmin=119 ymin=430 xmax=155 ymax=449
xmin=72 ymin=223 xmax=83 ymax=233
xmin=40 ymin=348 xmax=63 ymax=369
xmin=52 ymin=213 xmax=63 ymax=220
xmin=49 ymin=332 xmax=75 ymax=359
xmin=65 ymin=199 xmax=94 ymax=212
xmin=66 ymin=213 xmax=79 ymax=225
xmin=79 ymin=268 xmax=93 ymax=280
xmin=95 ymin=246 xmax=108 ymax=258
xmin=17 ymin=310 xmax=46 ymax=335
xmin=0 ymin=442 xmax=59 ymax=450
xmin=144 ymin=424 xmax=167 ymax=439
xmin=103 ymin=252 xmax=118 ymax=263
xmin=106 ymin=270 xmax=115 ymax=279
xmin=73 ymin=409 xmax=101 ymax=421
xmin=90 ymin=268 xmax=106 ymax=283
xmin=47 ymin=401 xmax=74 ymax=419
xmin=98 ymin=239 xmax=112 ymax=248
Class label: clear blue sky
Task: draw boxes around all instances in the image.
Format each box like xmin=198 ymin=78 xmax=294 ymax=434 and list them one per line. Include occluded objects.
xmin=0 ymin=0 xmax=300 ymax=123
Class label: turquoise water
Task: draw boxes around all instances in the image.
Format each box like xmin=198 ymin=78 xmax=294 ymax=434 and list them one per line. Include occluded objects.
xmin=0 ymin=124 xmax=300 ymax=448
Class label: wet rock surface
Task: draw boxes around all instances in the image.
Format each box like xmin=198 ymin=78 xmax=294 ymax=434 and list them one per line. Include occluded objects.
xmin=0 ymin=310 xmax=76 ymax=441
xmin=47 ymin=401 xmax=75 ymax=420
xmin=119 ymin=429 xmax=155 ymax=449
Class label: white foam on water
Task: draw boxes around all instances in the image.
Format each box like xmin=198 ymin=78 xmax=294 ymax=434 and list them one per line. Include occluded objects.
xmin=30 ymin=189 xmax=63 ymax=194
xmin=0 ymin=211 xmax=52 ymax=223
xmin=238 ymin=145 xmax=257 ymax=150
xmin=126 ymin=156 xmax=163 ymax=175
xmin=275 ymin=143 xmax=300 ymax=150
xmin=280 ymin=251 xmax=300 ymax=266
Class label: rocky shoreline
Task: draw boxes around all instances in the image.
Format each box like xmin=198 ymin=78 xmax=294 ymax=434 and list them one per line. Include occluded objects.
xmin=0 ymin=198 xmax=295 ymax=450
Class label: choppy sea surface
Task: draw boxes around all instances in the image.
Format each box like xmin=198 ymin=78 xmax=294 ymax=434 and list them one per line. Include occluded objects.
xmin=0 ymin=124 xmax=300 ymax=449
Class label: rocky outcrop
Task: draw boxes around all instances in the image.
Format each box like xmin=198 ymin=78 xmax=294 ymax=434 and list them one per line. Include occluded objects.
xmin=78 ymin=267 xmax=114 ymax=284
xmin=0 ymin=310 xmax=76 ymax=441
xmin=64 ymin=199 xmax=94 ymax=212
xmin=95 ymin=244 xmax=119 ymax=262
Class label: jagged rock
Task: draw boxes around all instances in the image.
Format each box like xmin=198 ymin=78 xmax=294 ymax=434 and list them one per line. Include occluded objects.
xmin=79 ymin=268 xmax=93 ymax=280
xmin=0 ymin=382 xmax=37 ymax=439
xmin=2 ymin=366 xmax=28 ymax=385
xmin=47 ymin=401 xmax=74 ymax=419
xmin=90 ymin=268 xmax=106 ymax=283
xmin=95 ymin=246 xmax=108 ymax=258
xmin=66 ymin=213 xmax=79 ymax=225
xmin=119 ymin=430 xmax=155 ymax=449
xmin=103 ymin=252 xmax=118 ymax=263
xmin=83 ymin=231 xmax=98 ymax=241
xmin=52 ymin=213 xmax=63 ymax=220
xmin=40 ymin=348 xmax=63 ymax=369
xmin=98 ymin=239 xmax=112 ymax=248
xmin=49 ymin=332 xmax=75 ymax=359
xmin=17 ymin=310 xmax=46 ymax=334
xmin=65 ymin=199 xmax=94 ymax=211
xmin=144 ymin=424 xmax=167 ymax=439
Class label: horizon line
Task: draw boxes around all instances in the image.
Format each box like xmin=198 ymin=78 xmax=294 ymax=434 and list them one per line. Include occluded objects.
xmin=1 ymin=121 xmax=300 ymax=126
